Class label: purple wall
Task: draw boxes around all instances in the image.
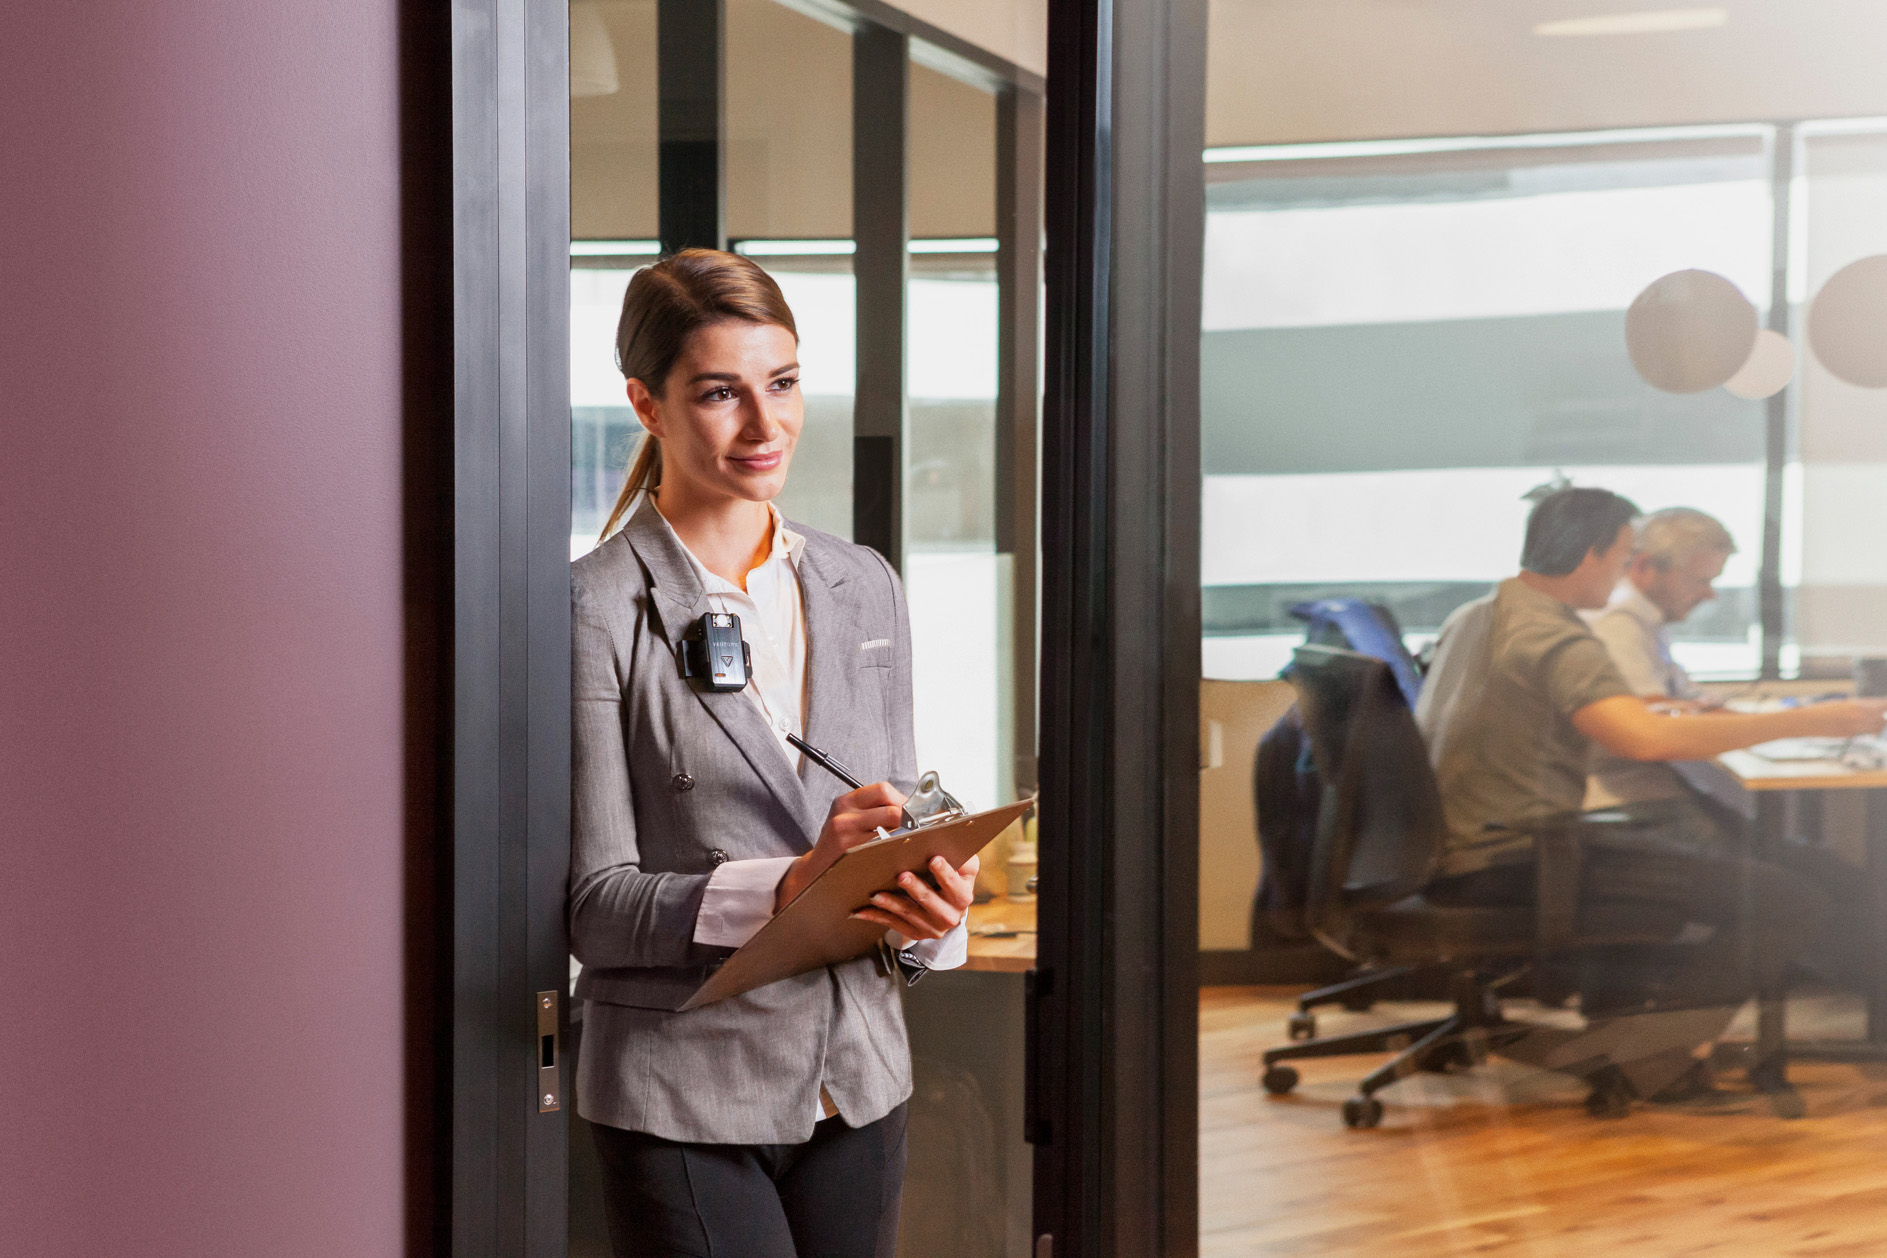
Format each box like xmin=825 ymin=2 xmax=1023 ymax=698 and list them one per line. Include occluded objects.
xmin=1 ymin=3 xmax=413 ymax=1254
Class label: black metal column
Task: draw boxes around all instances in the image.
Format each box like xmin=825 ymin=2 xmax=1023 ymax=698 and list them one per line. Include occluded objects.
xmin=997 ymin=85 xmax=1044 ymax=794
xmin=1759 ymin=123 xmax=1795 ymax=679
xmin=851 ymin=23 xmax=908 ymax=568
xmin=1032 ymin=0 xmax=1206 ymax=1253
xmin=657 ymin=0 xmax=724 ymax=254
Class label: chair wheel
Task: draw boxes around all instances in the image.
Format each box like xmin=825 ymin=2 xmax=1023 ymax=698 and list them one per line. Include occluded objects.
xmin=1341 ymin=1095 xmax=1384 ymax=1129
xmin=1262 ymin=1065 xmax=1299 ymax=1095
xmin=1287 ymin=1012 xmax=1316 ymax=1040
xmin=1585 ymin=1085 xmax=1631 ymax=1120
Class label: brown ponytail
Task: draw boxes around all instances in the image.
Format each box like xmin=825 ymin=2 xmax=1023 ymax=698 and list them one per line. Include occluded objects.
xmin=597 ymin=248 xmax=799 ymax=541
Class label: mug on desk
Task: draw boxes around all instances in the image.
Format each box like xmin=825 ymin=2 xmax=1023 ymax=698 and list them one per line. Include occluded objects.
xmin=1006 ymin=845 xmax=1038 ymax=903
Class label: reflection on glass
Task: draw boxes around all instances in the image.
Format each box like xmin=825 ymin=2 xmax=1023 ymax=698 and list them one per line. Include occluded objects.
xmin=1199 ymin=20 xmax=1887 ymax=1249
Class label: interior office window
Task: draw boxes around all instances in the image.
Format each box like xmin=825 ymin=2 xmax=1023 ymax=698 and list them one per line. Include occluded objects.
xmin=905 ymin=58 xmax=1008 ymax=813
xmin=727 ymin=0 xmax=856 ymax=539
xmin=739 ymin=252 xmax=858 ymax=540
xmin=568 ymin=0 xmax=657 ymax=560
xmin=570 ymin=261 xmax=647 ymax=559
xmin=1200 ymin=130 xmax=1776 ymax=681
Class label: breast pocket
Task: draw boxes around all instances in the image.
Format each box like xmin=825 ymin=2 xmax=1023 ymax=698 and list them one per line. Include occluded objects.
xmin=857 ymin=637 xmax=893 ymax=669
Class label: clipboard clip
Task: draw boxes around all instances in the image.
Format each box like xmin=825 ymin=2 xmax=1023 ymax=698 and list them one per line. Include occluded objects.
xmin=900 ymin=770 xmax=965 ymax=831
xmin=786 ymin=734 xmax=962 ymax=832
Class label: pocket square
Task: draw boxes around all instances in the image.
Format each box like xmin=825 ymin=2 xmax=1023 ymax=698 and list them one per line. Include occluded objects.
xmin=859 ymin=638 xmax=892 ymax=650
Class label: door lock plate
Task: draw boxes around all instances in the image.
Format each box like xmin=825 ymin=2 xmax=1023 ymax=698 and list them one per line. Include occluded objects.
xmin=537 ymin=990 xmax=561 ymax=1113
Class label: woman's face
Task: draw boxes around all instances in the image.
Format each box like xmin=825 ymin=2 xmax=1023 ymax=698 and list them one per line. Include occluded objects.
xmin=630 ymin=319 xmax=802 ymax=505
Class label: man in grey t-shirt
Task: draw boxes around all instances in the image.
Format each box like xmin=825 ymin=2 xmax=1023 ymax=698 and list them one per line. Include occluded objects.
xmin=1419 ymin=576 xmax=1633 ymax=873
xmin=1417 ymin=488 xmax=1886 ymax=876
xmin=1415 ymin=489 xmax=1887 ymax=1098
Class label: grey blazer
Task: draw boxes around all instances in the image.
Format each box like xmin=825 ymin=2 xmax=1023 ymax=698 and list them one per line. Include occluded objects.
xmin=569 ymin=498 xmax=920 ymax=1144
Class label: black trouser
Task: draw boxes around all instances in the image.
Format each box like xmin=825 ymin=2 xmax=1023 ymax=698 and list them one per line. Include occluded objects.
xmin=590 ymin=1104 xmax=907 ymax=1258
xmin=1622 ymin=791 xmax=1875 ymax=992
xmin=1429 ymin=818 xmax=1832 ymax=1013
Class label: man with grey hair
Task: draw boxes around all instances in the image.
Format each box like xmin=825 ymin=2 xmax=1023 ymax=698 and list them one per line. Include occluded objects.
xmin=1582 ymin=505 xmax=1873 ymax=1079
xmin=1592 ymin=506 xmax=1736 ymax=703
xmin=1586 ymin=507 xmax=1737 ymax=810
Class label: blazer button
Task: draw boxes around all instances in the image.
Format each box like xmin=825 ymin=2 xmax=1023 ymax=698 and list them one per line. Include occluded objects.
xmin=709 ymin=849 xmax=729 ymax=866
xmin=673 ymin=772 xmax=694 ymax=792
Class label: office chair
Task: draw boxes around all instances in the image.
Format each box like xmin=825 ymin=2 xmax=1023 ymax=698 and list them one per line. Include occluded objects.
xmin=1259 ymin=646 xmax=1697 ymax=1128
xmin=1256 ymin=600 xmax=1439 ymax=1034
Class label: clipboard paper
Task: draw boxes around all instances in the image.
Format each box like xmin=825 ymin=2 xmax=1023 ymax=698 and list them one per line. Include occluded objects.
xmin=679 ymin=797 xmax=1035 ymax=1010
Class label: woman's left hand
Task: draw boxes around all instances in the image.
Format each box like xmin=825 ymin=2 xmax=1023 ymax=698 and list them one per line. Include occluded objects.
xmin=851 ymin=854 xmax=980 ymax=941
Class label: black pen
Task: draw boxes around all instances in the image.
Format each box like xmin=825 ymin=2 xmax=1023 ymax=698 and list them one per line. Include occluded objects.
xmin=785 ymin=732 xmax=867 ymax=790
xmin=786 ymin=733 xmax=916 ymax=834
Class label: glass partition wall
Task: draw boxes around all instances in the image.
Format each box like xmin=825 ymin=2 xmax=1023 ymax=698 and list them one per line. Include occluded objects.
xmin=1198 ymin=8 xmax=1887 ymax=1254
xmin=1202 ymin=129 xmax=1777 ymax=682
xmin=567 ymin=4 xmax=1041 ymax=1255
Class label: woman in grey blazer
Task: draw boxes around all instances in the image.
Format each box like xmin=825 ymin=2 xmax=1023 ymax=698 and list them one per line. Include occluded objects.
xmin=570 ymin=249 xmax=978 ymax=1258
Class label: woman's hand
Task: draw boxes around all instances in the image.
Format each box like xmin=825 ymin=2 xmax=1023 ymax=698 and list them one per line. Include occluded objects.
xmin=849 ymin=853 xmax=980 ymax=942
xmin=774 ymin=782 xmax=909 ymax=912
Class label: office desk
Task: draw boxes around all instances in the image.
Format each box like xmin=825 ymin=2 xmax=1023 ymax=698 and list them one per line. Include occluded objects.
xmin=902 ymin=900 xmax=1035 ymax=1255
xmin=965 ymin=899 xmax=1037 ymax=972
xmin=1718 ymin=745 xmax=1887 ymax=1073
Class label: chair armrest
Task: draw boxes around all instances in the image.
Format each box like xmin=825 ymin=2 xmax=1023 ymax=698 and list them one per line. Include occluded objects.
xmin=1532 ymin=828 xmax=1584 ymax=953
xmin=1525 ymin=811 xmax=1654 ymax=953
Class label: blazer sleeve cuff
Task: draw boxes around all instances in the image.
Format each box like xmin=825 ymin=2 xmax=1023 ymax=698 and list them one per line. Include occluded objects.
xmin=692 ymin=856 xmax=799 ymax=948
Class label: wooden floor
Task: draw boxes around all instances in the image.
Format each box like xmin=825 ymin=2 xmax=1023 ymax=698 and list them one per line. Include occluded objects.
xmin=1201 ymin=986 xmax=1887 ymax=1257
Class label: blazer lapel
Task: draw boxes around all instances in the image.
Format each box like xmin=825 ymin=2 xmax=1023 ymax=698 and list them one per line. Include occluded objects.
xmin=794 ymin=534 xmax=861 ymax=784
xmin=621 ymin=499 xmax=817 ymax=837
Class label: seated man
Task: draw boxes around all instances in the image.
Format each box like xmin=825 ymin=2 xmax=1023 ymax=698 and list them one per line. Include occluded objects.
xmin=1583 ymin=506 xmax=1737 ymax=812
xmin=1584 ymin=505 xmax=1871 ymax=985
xmin=1415 ymin=488 xmax=1887 ymax=1095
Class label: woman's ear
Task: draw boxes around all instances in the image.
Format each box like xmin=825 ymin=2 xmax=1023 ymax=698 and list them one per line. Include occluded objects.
xmin=626 ymin=376 xmax=666 ymax=439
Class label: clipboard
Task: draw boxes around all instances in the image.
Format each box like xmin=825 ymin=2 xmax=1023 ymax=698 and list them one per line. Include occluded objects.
xmin=679 ymin=796 xmax=1036 ymax=1010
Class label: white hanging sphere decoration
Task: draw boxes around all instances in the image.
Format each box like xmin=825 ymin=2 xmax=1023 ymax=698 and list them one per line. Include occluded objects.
xmin=1625 ymin=269 xmax=1758 ymax=394
xmin=1809 ymin=254 xmax=1887 ymax=388
xmin=1723 ymin=329 xmax=1796 ymax=400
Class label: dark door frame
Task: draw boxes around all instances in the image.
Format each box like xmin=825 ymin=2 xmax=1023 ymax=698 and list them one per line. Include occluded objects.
xmin=437 ymin=0 xmax=1188 ymax=1254
xmin=447 ymin=0 xmax=573 ymax=1254
xmin=1033 ymin=1 xmax=1207 ymax=1256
